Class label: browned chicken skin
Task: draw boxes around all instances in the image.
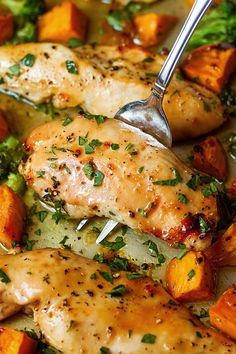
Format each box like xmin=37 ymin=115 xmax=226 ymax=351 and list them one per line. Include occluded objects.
xmin=0 ymin=248 xmax=235 ymax=354
xmin=20 ymin=115 xmax=219 ymax=250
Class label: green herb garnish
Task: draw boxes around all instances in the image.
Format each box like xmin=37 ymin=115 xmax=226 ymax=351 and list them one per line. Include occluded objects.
xmin=65 ymin=60 xmax=78 ymax=74
xmin=62 ymin=116 xmax=72 ymax=126
xmin=153 ymin=168 xmax=182 ymax=186
xmin=106 ymin=284 xmax=129 ymax=297
xmin=141 ymin=333 xmax=156 ymax=344
xmin=20 ymin=53 xmax=35 ymax=67
xmin=0 ymin=269 xmax=10 ymax=283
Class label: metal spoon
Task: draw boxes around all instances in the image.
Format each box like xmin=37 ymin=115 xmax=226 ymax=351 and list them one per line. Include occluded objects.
xmin=96 ymin=0 xmax=212 ymax=244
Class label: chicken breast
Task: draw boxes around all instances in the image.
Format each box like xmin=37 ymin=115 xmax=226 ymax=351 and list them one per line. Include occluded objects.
xmin=0 ymin=248 xmax=235 ymax=354
xmin=20 ymin=115 xmax=219 ymax=250
xmin=0 ymin=43 xmax=225 ymax=141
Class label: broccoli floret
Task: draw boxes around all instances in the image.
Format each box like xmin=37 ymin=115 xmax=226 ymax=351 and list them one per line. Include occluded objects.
xmin=2 ymin=0 xmax=45 ymax=43
xmin=5 ymin=172 xmax=26 ymax=194
xmin=0 ymin=135 xmax=26 ymax=193
xmin=188 ymin=1 xmax=236 ymax=50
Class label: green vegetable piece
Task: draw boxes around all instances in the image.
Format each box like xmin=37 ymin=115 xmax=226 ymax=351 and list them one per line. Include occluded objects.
xmin=65 ymin=60 xmax=78 ymax=74
xmin=141 ymin=333 xmax=156 ymax=344
xmin=102 ymin=236 xmax=126 ymax=251
xmin=111 ymin=143 xmax=120 ymax=150
xmin=152 ymin=168 xmax=182 ymax=186
xmin=127 ymin=273 xmax=144 ymax=280
xmin=0 ymin=269 xmax=10 ymax=283
xmin=187 ymin=174 xmax=199 ymax=191
xmin=5 ymin=172 xmax=26 ymax=194
xmin=100 ymin=347 xmax=111 ymax=354
xmin=85 ymin=144 xmax=94 ymax=154
xmin=178 ymin=193 xmax=189 ymax=204
xmin=106 ymin=284 xmax=129 ymax=297
xmin=199 ymin=216 xmax=208 ymax=233
xmin=20 ymin=53 xmax=35 ymax=67
xmin=8 ymin=63 xmax=20 ymax=76
xmin=187 ymin=269 xmax=196 ymax=280
xmin=94 ymin=170 xmax=104 ymax=186
xmin=99 ymin=271 xmax=113 ymax=283
xmin=62 ymin=116 xmax=73 ymax=126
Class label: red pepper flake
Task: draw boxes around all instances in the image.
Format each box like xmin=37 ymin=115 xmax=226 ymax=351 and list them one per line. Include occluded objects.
xmin=144 ymin=284 xmax=158 ymax=297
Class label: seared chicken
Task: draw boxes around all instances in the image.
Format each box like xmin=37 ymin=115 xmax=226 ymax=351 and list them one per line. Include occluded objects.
xmin=20 ymin=115 xmax=219 ymax=250
xmin=0 ymin=43 xmax=225 ymax=141
xmin=0 ymin=248 xmax=235 ymax=354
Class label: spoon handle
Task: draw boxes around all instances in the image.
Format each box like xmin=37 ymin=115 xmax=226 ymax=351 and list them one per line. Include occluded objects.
xmin=153 ymin=0 xmax=212 ymax=96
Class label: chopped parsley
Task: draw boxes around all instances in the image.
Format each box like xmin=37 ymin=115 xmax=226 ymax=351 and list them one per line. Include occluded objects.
xmin=127 ymin=273 xmax=144 ymax=280
xmin=143 ymin=240 xmax=165 ymax=265
xmin=141 ymin=333 xmax=156 ymax=344
xmin=20 ymin=53 xmax=35 ymax=67
xmin=62 ymin=116 xmax=73 ymax=126
xmin=78 ymin=136 xmax=87 ymax=146
xmin=102 ymin=236 xmax=126 ymax=251
xmin=109 ymin=257 xmax=129 ymax=271
xmin=83 ymin=113 xmax=105 ymax=125
xmin=8 ymin=63 xmax=21 ymax=76
xmin=59 ymin=235 xmax=71 ymax=250
xmin=128 ymin=329 xmax=133 ymax=338
xmin=125 ymin=143 xmax=134 ymax=151
xmin=153 ymin=168 xmax=182 ymax=186
xmin=65 ymin=60 xmax=78 ymax=74
xmin=83 ymin=162 xmax=94 ymax=180
xmin=100 ymin=347 xmax=111 ymax=354
xmin=177 ymin=249 xmax=188 ymax=260
xmin=111 ymin=143 xmax=120 ymax=150
xmin=187 ymin=269 xmax=196 ymax=280
xmin=85 ymin=144 xmax=94 ymax=154
xmin=178 ymin=193 xmax=189 ymax=204
xmin=22 ymin=235 xmax=38 ymax=251
xmin=94 ymin=170 xmax=104 ymax=186
xmin=36 ymin=170 xmax=45 ymax=177
xmin=106 ymin=284 xmax=129 ymax=297
xmin=37 ymin=210 xmax=48 ymax=223
xmin=34 ymin=228 xmax=41 ymax=236
xmin=138 ymin=166 xmax=144 ymax=173
xmin=199 ymin=216 xmax=208 ymax=233
xmin=93 ymin=253 xmax=106 ymax=263
xmin=0 ymin=77 xmax=4 ymax=84
xmin=187 ymin=174 xmax=199 ymax=191
xmin=90 ymin=273 xmax=97 ymax=280
xmin=0 ymin=269 xmax=10 ymax=284
xmin=99 ymin=271 xmax=113 ymax=283
xmin=90 ymin=139 xmax=102 ymax=147
xmin=138 ymin=208 xmax=147 ymax=218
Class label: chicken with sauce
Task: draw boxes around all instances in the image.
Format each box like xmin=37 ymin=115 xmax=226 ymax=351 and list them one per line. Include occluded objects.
xmin=0 ymin=43 xmax=225 ymax=141
xmin=20 ymin=115 xmax=219 ymax=250
xmin=0 ymin=248 xmax=235 ymax=354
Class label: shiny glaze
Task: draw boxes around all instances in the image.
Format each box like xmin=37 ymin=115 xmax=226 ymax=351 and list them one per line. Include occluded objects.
xmin=0 ymin=43 xmax=225 ymax=141
xmin=20 ymin=115 xmax=219 ymax=250
xmin=0 ymin=248 xmax=235 ymax=354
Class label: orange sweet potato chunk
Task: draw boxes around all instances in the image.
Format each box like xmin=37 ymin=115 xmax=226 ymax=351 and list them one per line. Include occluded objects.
xmin=207 ymin=223 xmax=236 ymax=267
xmin=38 ymin=1 xmax=88 ymax=43
xmin=182 ymin=44 xmax=236 ymax=94
xmin=0 ymin=327 xmax=37 ymax=354
xmin=0 ymin=7 xmax=14 ymax=44
xmin=0 ymin=185 xmax=26 ymax=248
xmin=134 ymin=13 xmax=177 ymax=47
xmin=192 ymin=136 xmax=229 ymax=182
xmin=210 ymin=286 xmax=236 ymax=341
xmin=0 ymin=110 xmax=9 ymax=141
xmin=166 ymin=251 xmax=215 ymax=302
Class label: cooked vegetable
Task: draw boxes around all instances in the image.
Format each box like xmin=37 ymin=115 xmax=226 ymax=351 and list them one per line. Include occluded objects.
xmin=210 ymin=285 xmax=236 ymax=340
xmin=38 ymin=1 xmax=87 ymax=43
xmin=0 ymin=135 xmax=26 ymax=194
xmin=0 ymin=110 xmax=9 ymax=142
xmin=182 ymin=43 xmax=236 ymax=94
xmin=166 ymin=251 xmax=215 ymax=302
xmin=0 ymin=184 xmax=26 ymax=249
xmin=0 ymin=6 xmax=13 ymax=44
xmin=134 ymin=13 xmax=177 ymax=46
xmin=1 ymin=0 xmax=45 ymax=43
xmin=192 ymin=136 xmax=229 ymax=181
xmin=207 ymin=223 xmax=236 ymax=267
xmin=188 ymin=1 xmax=236 ymax=50
xmin=0 ymin=327 xmax=37 ymax=353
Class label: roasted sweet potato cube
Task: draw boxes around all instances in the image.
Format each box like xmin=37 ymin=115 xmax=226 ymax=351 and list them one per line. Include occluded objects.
xmin=182 ymin=44 xmax=236 ymax=94
xmin=0 ymin=185 xmax=26 ymax=248
xmin=134 ymin=13 xmax=177 ymax=47
xmin=192 ymin=136 xmax=229 ymax=181
xmin=0 ymin=110 xmax=9 ymax=141
xmin=0 ymin=327 xmax=37 ymax=354
xmin=38 ymin=1 xmax=88 ymax=43
xmin=166 ymin=251 xmax=215 ymax=302
xmin=210 ymin=286 xmax=236 ymax=340
xmin=0 ymin=7 xmax=14 ymax=44
xmin=207 ymin=223 xmax=236 ymax=267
